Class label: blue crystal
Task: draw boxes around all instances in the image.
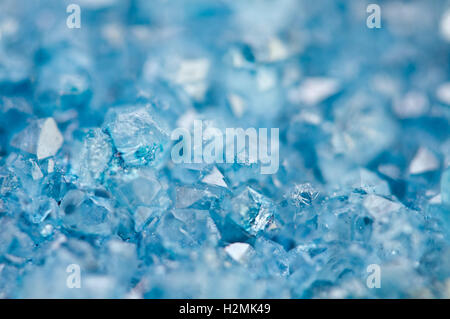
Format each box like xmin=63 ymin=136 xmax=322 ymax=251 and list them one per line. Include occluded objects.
xmin=0 ymin=0 xmax=449 ymax=299
xmin=27 ymin=196 xmax=58 ymax=224
xmin=222 ymin=186 xmax=276 ymax=236
xmin=60 ymin=190 xmax=116 ymax=236
xmin=103 ymin=105 xmax=171 ymax=168
xmin=70 ymin=128 xmax=113 ymax=186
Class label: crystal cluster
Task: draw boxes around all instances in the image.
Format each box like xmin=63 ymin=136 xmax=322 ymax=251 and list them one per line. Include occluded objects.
xmin=0 ymin=0 xmax=449 ymax=298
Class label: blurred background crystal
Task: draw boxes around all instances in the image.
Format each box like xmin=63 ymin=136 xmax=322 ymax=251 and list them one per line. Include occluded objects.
xmin=0 ymin=0 xmax=449 ymax=298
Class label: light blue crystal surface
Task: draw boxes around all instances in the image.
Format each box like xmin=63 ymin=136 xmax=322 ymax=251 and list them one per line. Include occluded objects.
xmin=0 ymin=0 xmax=449 ymax=299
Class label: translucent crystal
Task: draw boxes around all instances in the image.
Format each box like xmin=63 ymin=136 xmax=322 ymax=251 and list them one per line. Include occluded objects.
xmin=10 ymin=118 xmax=63 ymax=160
xmin=223 ymin=186 xmax=276 ymax=235
xmin=175 ymin=186 xmax=216 ymax=209
xmin=70 ymin=128 xmax=113 ymax=186
xmin=409 ymin=147 xmax=440 ymax=175
xmin=289 ymin=77 xmax=340 ymax=106
xmin=249 ymin=238 xmax=290 ymax=277
xmin=436 ymin=83 xmax=450 ymax=104
xmin=224 ymin=242 xmax=253 ymax=263
xmin=28 ymin=196 xmax=58 ymax=224
xmin=363 ymin=195 xmax=402 ymax=217
xmin=286 ymin=183 xmax=319 ymax=207
xmin=153 ymin=210 xmax=220 ymax=256
xmin=1 ymin=0 xmax=449 ymax=299
xmin=0 ymin=217 xmax=35 ymax=265
xmin=60 ymin=190 xmax=116 ymax=236
xmin=201 ymin=166 xmax=228 ymax=188
xmin=393 ymin=91 xmax=429 ymax=118
xmin=103 ymin=105 xmax=170 ymax=167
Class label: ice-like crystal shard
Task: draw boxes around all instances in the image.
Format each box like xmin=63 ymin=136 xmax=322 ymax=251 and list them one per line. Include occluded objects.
xmin=225 ymin=242 xmax=253 ymax=263
xmin=287 ymin=183 xmax=319 ymax=207
xmin=172 ymin=209 xmax=221 ymax=247
xmin=28 ymin=196 xmax=58 ymax=224
xmin=103 ymin=105 xmax=170 ymax=167
xmin=154 ymin=212 xmax=197 ymax=255
xmin=10 ymin=118 xmax=63 ymax=160
xmin=409 ymin=148 xmax=440 ymax=175
xmin=60 ymin=190 xmax=115 ymax=236
xmin=249 ymin=238 xmax=290 ymax=277
xmin=116 ymin=176 xmax=161 ymax=207
xmin=329 ymin=93 xmax=397 ymax=165
xmin=0 ymin=0 xmax=449 ymax=299
xmin=175 ymin=186 xmax=216 ymax=209
xmin=201 ymin=166 xmax=228 ymax=188
xmin=71 ymin=128 xmax=113 ymax=186
xmin=358 ymin=169 xmax=390 ymax=196
xmin=393 ymin=91 xmax=429 ymax=118
xmin=0 ymin=217 xmax=35 ymax=265
xmin=290 ymin=77 xmax=339 ymax=105
xmin=106 ymin=169 xmax=170 ymax=232
xmin=363 ymin=194 xmax=402 ymax=217
xmin=31 ymin=161 xmax=43 ymax=180
xmin=134 ymin=206 xmax=157 ymax=232
xmin=436 ymin=83 xmax=450 ymax=104
xmin=223 ymin=186 xmax=276 ymax=235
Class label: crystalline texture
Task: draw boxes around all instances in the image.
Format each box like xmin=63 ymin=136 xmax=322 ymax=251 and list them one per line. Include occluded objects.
xmin=10 ymin=118 xmax=63 ymax=160
xmin=409 ymin=148 xmax=440 ymax=175
xmin=224 ymin=186 xmax=276 ymax=235
xmin=103 ymin=105 xmax=170 ymax=167
xmin=71 ymin=128 xmax=113 ymax=186
xmin=60 ymin=190 xmax=116 ymax=236
xmin=0 ymin=0 xmax=449 ymax=299
xmin=287 ymin=183 xmax=319 ymax=207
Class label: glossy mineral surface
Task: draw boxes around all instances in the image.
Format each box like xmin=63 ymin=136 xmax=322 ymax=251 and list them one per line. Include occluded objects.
xmin=0 ymin=0 xmax=449 ymax=298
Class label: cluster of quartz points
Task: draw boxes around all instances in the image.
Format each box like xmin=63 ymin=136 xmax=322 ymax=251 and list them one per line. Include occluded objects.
xmin=0 ymin=0 xmax=449 ymax=298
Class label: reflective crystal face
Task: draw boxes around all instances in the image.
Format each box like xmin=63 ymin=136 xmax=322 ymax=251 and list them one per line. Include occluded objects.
xmin=103 ymin=106 xmax=171 ymax=167
xmin=0 ymin=0 xmax=449 ymax=299
xmin=224 ymin=186 xmax=276 ymax=236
